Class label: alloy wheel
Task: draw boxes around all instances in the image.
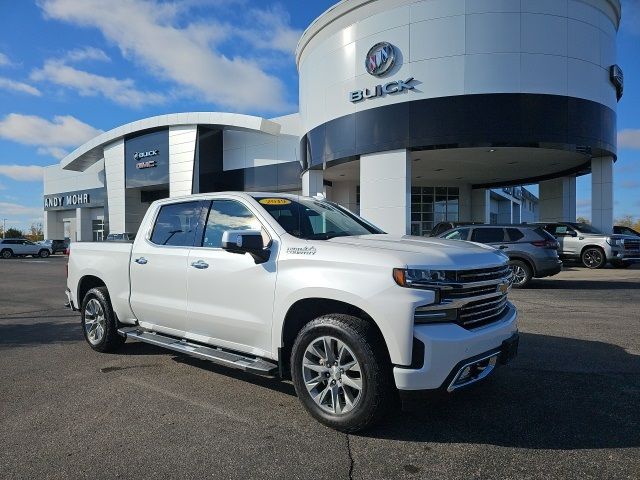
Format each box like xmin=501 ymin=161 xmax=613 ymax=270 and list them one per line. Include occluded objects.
xmin=510 ymin=264 xmax=527 ymax=286
xmin=302 ymin=336 xmax=363 ymax=415
xmin=583 ymin=249 xmax=603 ymax=268
xmin=84 ymin=298 xmax=106 ymax=345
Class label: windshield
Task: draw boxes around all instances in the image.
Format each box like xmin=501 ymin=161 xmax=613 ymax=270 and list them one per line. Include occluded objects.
xmin=573 ymin=223 xmax=603 ymax=234
xmin=255 ymin=196 xmax=384 ymax=240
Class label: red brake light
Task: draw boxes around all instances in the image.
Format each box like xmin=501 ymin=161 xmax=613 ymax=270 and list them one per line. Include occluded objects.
xmin=532 ymin=240 xmax=558 ymax=249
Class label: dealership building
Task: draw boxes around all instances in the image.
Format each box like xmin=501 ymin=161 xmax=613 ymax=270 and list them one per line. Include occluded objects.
xmin=44 ymin=0 xmax=621 ymax=241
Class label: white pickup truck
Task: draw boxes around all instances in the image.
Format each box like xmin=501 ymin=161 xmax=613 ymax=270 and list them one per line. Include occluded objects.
xmin=66 ymin=192 xmax=518 ymax=431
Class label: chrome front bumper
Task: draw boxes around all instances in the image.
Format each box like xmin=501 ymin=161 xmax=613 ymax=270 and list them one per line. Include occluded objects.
xmin=393 ymin=303 xmax=518 ymax=391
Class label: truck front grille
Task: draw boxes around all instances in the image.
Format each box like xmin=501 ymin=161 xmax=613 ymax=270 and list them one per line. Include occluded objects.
xmin=414 ymin=263 xmax=513 ymax=330
xmin=454 ymin=265 xmax=511 ymax=283
xmin=624 ymin=239 xmax=640 ymax=251
xmin=458 ymin=294 xmax=509 ymax=329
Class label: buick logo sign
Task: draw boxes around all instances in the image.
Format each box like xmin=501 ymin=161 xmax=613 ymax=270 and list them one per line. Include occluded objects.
xmin=365 ymin=42 xmax=395 ymax=77
xmin=133 ymin=150 xmax=159 ymax=160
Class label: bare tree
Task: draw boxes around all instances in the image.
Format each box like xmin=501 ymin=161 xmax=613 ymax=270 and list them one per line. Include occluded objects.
xmin=28 ymin=222 xmax=44 ymax=241
xmin=615 ymin=215 xmax=635 ymax=228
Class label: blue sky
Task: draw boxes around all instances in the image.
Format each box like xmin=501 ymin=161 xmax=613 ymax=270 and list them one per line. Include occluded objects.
xmin=0 ymin=0 xmax=638 ymax=231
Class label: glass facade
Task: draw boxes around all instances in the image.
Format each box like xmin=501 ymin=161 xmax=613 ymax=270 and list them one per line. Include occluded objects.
xmin=411 ymin=187 xmax=459 ymax=236
xmin=195 ymin=126 xmax=302 ymax=194
xmin=92 ymin=219 xmax=104 ymax=242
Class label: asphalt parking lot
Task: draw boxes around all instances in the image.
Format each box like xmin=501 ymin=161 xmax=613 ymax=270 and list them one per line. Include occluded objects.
xmin=0 ymin=256 xmax=638 ymax=480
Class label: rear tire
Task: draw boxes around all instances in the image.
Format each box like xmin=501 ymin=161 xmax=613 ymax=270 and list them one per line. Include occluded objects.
xmin=290 ymin=314 xmax=393 ymax=433
xmin=1 ymin=249 xmax=13 ymax=259
xmin=509 ymin=260 xmax=532 ymax=288
xmin=81 ymin=287 xmax=125 ymax=353
xmin=581 ymin=247 xmax=606 ymax=269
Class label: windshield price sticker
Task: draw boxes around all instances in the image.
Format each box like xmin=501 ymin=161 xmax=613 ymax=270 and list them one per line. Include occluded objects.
xmin=259 ymin=198 xmax=291 ymax=205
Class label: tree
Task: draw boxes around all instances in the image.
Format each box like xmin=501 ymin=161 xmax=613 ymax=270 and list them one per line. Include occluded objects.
xmin=26 ymin=222 xmax=44 ymax=242
xmin=614 ymin=215 xmax=635 ymax=228
xmin=576 ymin=216 xmax=590 ymax=224
xmin=5 ymin=227 xmax=23 ymax=238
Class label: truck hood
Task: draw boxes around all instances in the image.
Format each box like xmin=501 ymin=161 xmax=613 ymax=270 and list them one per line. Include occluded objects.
xmin=327 ymin=234 xmax=507 ymax=269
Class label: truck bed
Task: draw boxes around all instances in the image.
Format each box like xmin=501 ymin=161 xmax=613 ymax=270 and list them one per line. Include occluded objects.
xmin=67 ymin=242 xmax=136 ymax=324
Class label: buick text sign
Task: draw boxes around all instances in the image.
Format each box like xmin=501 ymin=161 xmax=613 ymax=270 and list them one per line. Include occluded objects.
xmin=134 ymin=149 xmax=160 ymax=169
xmin=44 ymin=188 xmax=105 ymax=211
xmin=125 ymin=129 xmax=169 ymax=188
xmin=349 ymin=77 xmax=415 ymax=103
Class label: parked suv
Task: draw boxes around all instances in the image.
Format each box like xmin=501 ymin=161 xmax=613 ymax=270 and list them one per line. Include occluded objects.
xmin=429 ymin=221 xmax=482 ymax=237
xmin=613 ymin=225 xmax=640 ymax=237
xmin=538 ymin=222 xmax=640 ymax=269
xmin=0 ymin=238 xmax=52 ymax=258
xmin=39 ymin=239 xmax=69 ymax=254
xmin=438 ymin=225 xmax=562 ymax=287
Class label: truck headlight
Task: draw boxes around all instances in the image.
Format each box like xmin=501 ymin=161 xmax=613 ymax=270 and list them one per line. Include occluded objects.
xmin=392 ymin=268 xmax=449 ymax=288
xmin=606 ymin=238 xmax=623 ymax=247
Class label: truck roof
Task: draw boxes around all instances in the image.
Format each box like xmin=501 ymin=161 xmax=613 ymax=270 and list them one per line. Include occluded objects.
xmin=155 ymin=191 xmax=315 ymax=204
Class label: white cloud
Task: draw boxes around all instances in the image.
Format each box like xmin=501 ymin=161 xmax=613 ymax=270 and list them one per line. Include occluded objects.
xmin=0 ymin=202 xmax=43 ymax=217
xmin=0 ymin=165 xmax=45 ymax=182
xmin=0 ymin=77 xmax=41 ymax=96
xmin=239 ymin=6 xmax=302 ymax=54
xmin=36 ymin=146 xmax=68 ymax=159
xmin=31 ymin=59 xmax=166 ymax=107
xmin=618 ymin=129 xmax=640 ymax=149
xmin=38 ymin=0 xmax=294 ymax=113
xmin=0 ymin=113 xmax=102 ymax=149
xmin=64 ymin=46 xmax=110 ymax=62
xmin=0 ymin=52 xmax=10 ymax=67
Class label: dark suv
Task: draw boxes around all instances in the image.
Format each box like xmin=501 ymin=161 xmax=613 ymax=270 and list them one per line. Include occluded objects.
xmin=613 ymin=226 xmax=639 ymax=237
xmin=438 ymin=225 xmax=562 ymax=287
xmin=429 ymin=221 xmax=482 ymax=237
xmin=40 ymin=239 xmax=69 ymax=254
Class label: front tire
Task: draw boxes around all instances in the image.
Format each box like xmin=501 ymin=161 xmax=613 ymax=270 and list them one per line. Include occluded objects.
xmin=81 ymin=287 xmax=125 ymax=353
xmin=291 ymin=314 xmax=393 ymax=432
xmin=38 ymin=249 xmax=50 ymax=258
xmin=509 ymin=260 xmax=533 ymax=288
xmin=582 ymin=247 xmax=606 ymax=269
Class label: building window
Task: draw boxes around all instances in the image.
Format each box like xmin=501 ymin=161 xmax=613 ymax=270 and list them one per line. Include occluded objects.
xmin=92 ymin=219 xmax=105 ymax=242
xmin=411 ymin=186 xmax=459 ymax=236
xmin=490 ymin=213 xmax=498 ymax=224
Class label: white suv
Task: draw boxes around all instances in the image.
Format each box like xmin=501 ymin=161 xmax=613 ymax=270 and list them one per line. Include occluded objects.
xmin=0 ymin=239 xmax=52 ymax=259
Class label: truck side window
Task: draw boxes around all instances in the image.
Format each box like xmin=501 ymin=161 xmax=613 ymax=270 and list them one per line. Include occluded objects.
xmin=150 ymin=201 xmax=201 ymax=246
xmin=202 ymin=200 xmax=263 ymax=248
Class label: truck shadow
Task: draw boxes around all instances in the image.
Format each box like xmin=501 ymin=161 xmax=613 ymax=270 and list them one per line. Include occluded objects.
xmin=368 ymin=332 xmax=640 ymax=449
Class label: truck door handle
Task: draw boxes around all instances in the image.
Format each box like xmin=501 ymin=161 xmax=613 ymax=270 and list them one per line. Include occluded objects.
xmin=499 ymin=245 xmax=508 ymax=250
xmin=191 ymin=260 xmax=209 ymax=269
xmin=134 ymin=257 xmax=148 ymax=265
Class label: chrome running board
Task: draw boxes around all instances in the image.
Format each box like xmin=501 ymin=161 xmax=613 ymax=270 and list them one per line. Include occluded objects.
xmin=117 ymin=327 xmax=277 ymax=376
